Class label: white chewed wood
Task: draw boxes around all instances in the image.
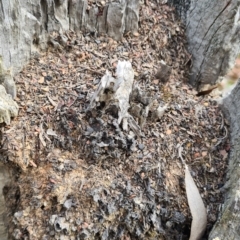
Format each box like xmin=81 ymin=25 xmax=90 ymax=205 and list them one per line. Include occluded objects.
xmin=115 ymin=60 xmax=134 ymax=125
xmin=89 ymin=70 xmax=115 ymax=109
xmin=156 ymin=104 xmax=168 ymax=119
xmin=185 ymin=165 xmax=207 ymax=240
xmin=89 ymin=60 xmax=141 ymax=136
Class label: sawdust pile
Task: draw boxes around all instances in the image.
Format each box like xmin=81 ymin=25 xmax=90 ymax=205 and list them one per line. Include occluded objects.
xmin=0 ymin=2 xmax=228 ymax=240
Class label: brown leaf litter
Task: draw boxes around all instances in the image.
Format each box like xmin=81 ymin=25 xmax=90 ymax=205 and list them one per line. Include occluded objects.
xmin=0 ymin=2 xmax=229 ymax=240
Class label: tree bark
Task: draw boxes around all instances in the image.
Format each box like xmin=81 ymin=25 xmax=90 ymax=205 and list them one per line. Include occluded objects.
xmin=208 ymin=82 xmax=240 ymax=239
xmin=171 ymin=0 xmax=240 ymax=88
xmin=0 ymin=1 xmax=140 ymax=239
xmin=0 ymin=0 xmax=139 ymax=75
xmin=170 ymin=0 xmax=240 ymax=238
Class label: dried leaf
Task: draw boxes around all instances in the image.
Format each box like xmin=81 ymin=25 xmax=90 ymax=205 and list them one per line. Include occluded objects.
xmin=185 ymin=165 xmax=207 ymax=240
xmin=194 ymin=152 xmax=200 ymax=158
xmin=47 ymin=128 xmax=58 ymax=137
xmin=38 ymin=77 xmax=45 ymax=83
xmin=142 ymin=63 xmax=153 ymax=68
xmin=196 ymin=85 xmax=218 ymax=96
xmin=42 ymin=86 xmax=49 ymax=92
xmin=29 ymin=160 xmax=37 ymax=168
xmin=47 ymin=95 xmax=57 ymax=107
xmin=201 ymin=151 xmax=208 ymax=157
xmin=220 ymin=149 xmax=228 ymax=160
xmin=166 ymin=129 xmax=171 ymax=135
xmin=153 ymin=79 xmax=159 ymax=85
xmin=133 ymin=32 xmax=139 ymax=37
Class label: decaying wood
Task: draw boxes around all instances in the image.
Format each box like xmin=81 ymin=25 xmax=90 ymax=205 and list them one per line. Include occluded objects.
xmin=89 ymin=60 xmax=142 ymax=136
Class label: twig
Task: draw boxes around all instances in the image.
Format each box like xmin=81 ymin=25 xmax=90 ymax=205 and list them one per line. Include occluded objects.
xmin=214 ymin=126 xmax=228 ymax=147
xmin=177 ymin=143 xmax=185 ymax=165
xmin=77 ymin=66 xmax=104 ymax=75
xmin=39 ymin=123 xmax=46 ymax=147
xmin=47 ymin=94 xmax=57 ymax=107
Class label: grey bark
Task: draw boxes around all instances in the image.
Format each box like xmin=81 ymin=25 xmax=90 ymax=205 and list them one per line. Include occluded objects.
xmin=187 ymin=1 xmax=240 ymax=88
xmin=0 ymin=0 xmax=139 ymax=75
xmin=208 ymin=82 xmax=240 ymax=240
xmin=168 ymin=0 xmax=191 ymax=23
xmin=0 ymin=1 xmax=139 ymax=239
xmin=170 ymin=0 xmax=240 ymax=238
xmin=171 ymin=0 xmax=240 ymax=88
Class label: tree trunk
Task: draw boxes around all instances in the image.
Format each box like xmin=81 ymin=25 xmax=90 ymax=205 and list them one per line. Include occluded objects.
xmin=0 ymin=0 xmax=139 ymax=75
xmin=0 ymin=0 xmax=240 ymax=239
xmin=0 ymin=1 xmax=140 ymax=239
xmin=208 ymin=82 xmax=240 ymax=239
xmin=170 ymin=0 xmax=240 ymax=239
xmin=172 ymin=0 xmax=240 ymax=88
